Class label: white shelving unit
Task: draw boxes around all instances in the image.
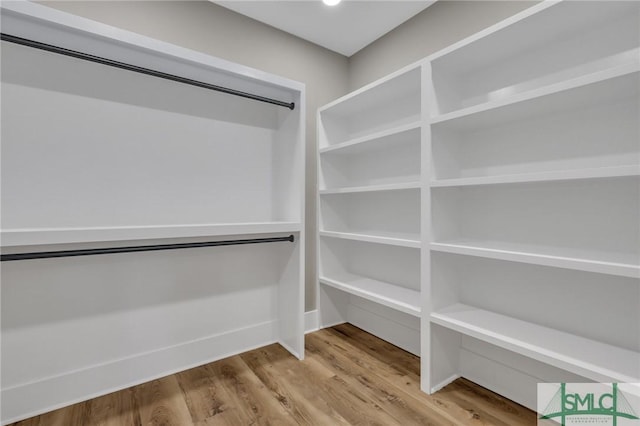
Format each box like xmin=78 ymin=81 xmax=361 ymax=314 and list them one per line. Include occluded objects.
xmin=318 ymin=0 xmax=640 ymax=413
xmin=317 ymin=64 xmax=423 ymax=355
xmin=1 ymin=2 xmax=305 ymax=424
xmin=426 ymin=0 xmax=640 ymax=411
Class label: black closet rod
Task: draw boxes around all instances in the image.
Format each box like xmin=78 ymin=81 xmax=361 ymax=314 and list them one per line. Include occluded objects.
xmin=0 ymin=33 xmax=295 ymax=110
xmin=0 ymin=235 xmax=295 ymax=261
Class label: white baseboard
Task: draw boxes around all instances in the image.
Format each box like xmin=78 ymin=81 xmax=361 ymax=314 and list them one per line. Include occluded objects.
xmin=1 ymin=320 xmax=278 ymax=426
xmin=304 ymin=309 xmax=319 ymax=333
xmin=430 ymin=374 xmax=460 ymax=394
xmin=458 ymin=337 xmax=589 ymax=411
xmin=347 ymin=300 xmax=420 ymax=356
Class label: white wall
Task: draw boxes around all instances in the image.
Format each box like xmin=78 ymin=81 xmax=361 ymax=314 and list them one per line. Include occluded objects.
xmin=349 ymin=0 xmax=538 ymax=91
xmin=39 ymin=0 xmax=350 ymax=311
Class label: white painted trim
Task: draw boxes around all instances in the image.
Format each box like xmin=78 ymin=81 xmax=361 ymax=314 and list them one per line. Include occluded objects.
xmin=1 ymin=321 xmax=278 ymax=426
xmin=0 ymin=1 xmax=304 ymax=92
xmin=304 ymin=309 xmax=319 ymax=334
xmin=1 ymin=223 xmax=302 ymax=247
xmin=429 ymin=374 xmax=460 ymax=394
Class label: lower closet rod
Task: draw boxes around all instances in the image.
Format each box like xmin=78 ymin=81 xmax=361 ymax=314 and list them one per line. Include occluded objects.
xmin=0 ymin=235 xmax=295 ymax=261
xmin=0 ymin=33 xmax=295 ymax=110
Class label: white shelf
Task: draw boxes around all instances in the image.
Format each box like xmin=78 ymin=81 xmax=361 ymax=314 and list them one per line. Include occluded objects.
xmin=430 ymin=240 xmax=639 ymax=278
xmin=320 ymin=182 xmax=420 ymax=195
xmin=1 ymin=222 xmax=302 ymax=247
xmin=319 ymin=65 xmax=420 ymax=117
xmin=320 ymin=230 xmax=421 ymax=249
xmin=320 ymin=272 xmax=421 ymax=317
xmin=431 ymin=303 xmax=640 ymax=383
xmin=319 ymin=121 xmax=421 ymax=155
xmin=431 ymin=62 xmax=640 ymax=127
xmin=431 ymin=165 xmax=640 ymax=188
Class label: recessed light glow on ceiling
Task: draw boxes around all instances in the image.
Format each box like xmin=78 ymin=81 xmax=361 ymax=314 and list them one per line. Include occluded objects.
xmin=323 ymin=0 xmax=341 ymax=6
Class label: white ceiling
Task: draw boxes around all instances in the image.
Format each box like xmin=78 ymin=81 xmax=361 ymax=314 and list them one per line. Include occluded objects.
xmin=212 ymin=1 xmax=436 ymax=57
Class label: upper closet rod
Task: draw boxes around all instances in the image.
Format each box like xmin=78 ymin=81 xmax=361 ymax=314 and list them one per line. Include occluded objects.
xmin=0 ymin=33 xmax=296 ymax=110
xmin=1 ymin=235 xmax=295 ymax=261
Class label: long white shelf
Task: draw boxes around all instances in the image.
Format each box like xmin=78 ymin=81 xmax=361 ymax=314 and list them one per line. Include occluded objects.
xmin=319 ymin=230 xmax=421 ymax=249
xmin=431 ymin=303 xmax=640 ymax=383
xmin=319 ymin=182 xmax=420 ymax=195
xmin=430 ymin=240 xmax=639 ymax=278
xmin=431 ymin=61 xmax=640 ymax=127
xmin=431 ymin=165 xmax=640 ymax=188
xmin=320 ymin=273 xmax=421 ymax=317
xmin=319 ymin=121 xmax=421 ymax=155
xmin=1 ymin=222 xmax=302 ymax=247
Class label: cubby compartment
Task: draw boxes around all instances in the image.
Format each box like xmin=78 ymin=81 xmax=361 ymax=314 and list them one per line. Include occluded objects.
xmin=431 ymin=177 xmax=640 ymax=277
xmin=429 ymin=1 xmax=640 ymax=116
xmin=2 ymin=234 xmax=300 ymax=393
xmin=319 ymin=237 xmax=420 ymax=316
xmin=320 ymin=125 xmax=420 ymax=190
xmin=1 ymin=37 xmax=303 ymax=247
xmin=431 ymin=71 xmax=640 ymax=183
xmin=431 ymin=253 xmax=639 ymax=352
xmin=429 ymin=252 xmax=640 ymax=396
xmin=318 ymin=66 xmax=421 ymax=147
xmin=319 ymin=189 xmax=420 ymax=246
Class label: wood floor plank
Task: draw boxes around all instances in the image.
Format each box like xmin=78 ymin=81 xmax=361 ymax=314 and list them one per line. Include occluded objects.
xmin=309 ymin=327 xmax=423 ymax=396
xmin=435 ymin=379 xmax=537 ymax=426
xmin=86 ymin=388 xmax=140 ymax=426
xmin=308 ymin=327 xmax=535 ymax=426
xmin=9 ymin=324 xmax=536 ymax=426
xmin=29 ymin=402 xmax=88 ymax=426
xmin=306 ymin=331 xmax=458 ymax=426
xmin=134 ymin=374 xmax=194 ymax=426
xmin=330 ymin=324 xmax=421 ymax=377
xmin=240 ymin=344 xmax=352 ymax=426
xmin=207 ymin=355 xmax=298 ymax=425
xmin=174 ymin=363 xmax=238 ymax=425
xmin=244 ymin=341 xmax=400 ymax=426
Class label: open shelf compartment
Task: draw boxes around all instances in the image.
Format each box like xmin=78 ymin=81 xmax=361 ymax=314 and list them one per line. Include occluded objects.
xmin=320 ymin=188 xmax=420 ymax=243
xmin=429 ymin=1 xmax=640 ymax=116
xmin=319 ymin=237 xmax=420 ymax=316
xmin=431 ymin=70 xmax=640 ymax=181
xmin=427 ymin=252 xmax=640 ymax=401
xmin=431 ymin=303 xmax=640 ymax=383
xmin=431 ymin=177 xmax=640 ymax=278
xmin=319 ymin=66 xmax=421 ymax=147
xmin=319 ymin=123 xmax=421 ymax=191
xmin=320 ymin=273 xmax=420 ymax=317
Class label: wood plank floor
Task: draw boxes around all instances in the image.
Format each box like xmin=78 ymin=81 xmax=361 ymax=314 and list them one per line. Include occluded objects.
xmin=11 ymin=324 xmax=536 ymax=425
